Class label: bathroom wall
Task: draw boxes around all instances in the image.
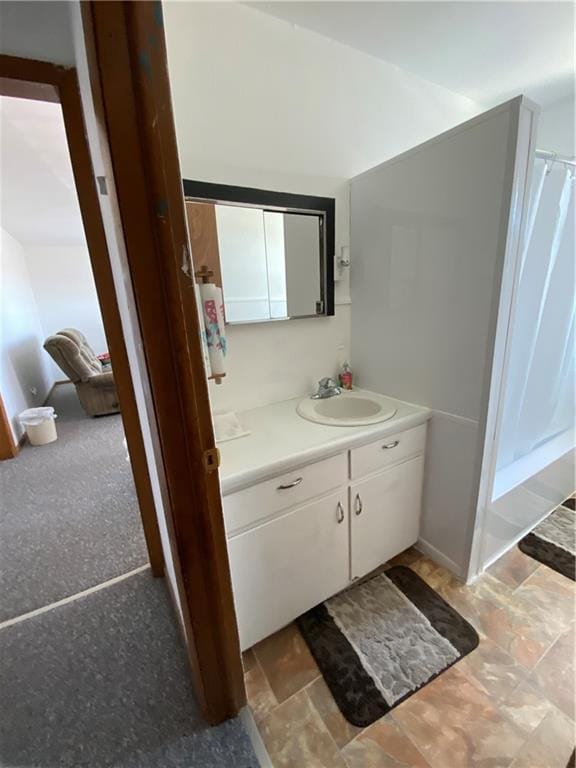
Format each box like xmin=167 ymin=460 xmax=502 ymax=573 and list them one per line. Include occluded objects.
xmin=537 ymin=97 xmax=575 ymax=157
xmin=350 ymin=100 xmax=536 ymax=577
xmin=164 ymin=1 xmax=481 ymax=414
xmin=194 ymin=170 xmax=351 ymax=414
xmin=0 ymin=1 xmax=75 ymax=65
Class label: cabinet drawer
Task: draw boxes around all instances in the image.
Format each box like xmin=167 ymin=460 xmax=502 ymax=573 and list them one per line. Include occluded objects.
xmin=223 ymin=452 xmax=347 ymax=534
xmin=227 ymin=490 xmax=350 ymax=650
xmin=350 ymin=424 xmax=426 ymax=480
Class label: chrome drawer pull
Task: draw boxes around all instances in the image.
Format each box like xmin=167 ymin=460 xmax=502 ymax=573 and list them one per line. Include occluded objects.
xmin=277 ymin=477 xmax=303 ymax=490
xmin=382 ymin=440 xmax=400 ymax=450
xmin=354 ymin=493 xmax=363 ymax=515
xmin=336 ymin=501 xmax=345 ymax=524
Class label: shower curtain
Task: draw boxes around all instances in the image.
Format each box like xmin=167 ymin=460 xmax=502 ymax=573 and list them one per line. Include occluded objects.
xmin=496 ymin=157 xmax=575 ymax=475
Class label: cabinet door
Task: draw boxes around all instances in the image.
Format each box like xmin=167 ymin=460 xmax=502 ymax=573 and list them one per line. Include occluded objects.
xmin=227 ymin=490 xmax=349 ymax=650
xmin=351 ymin=456 xmax=424 ymax=580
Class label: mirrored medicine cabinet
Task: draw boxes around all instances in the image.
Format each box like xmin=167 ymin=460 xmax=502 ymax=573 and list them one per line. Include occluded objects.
xmin=183 ymin=180 xmax=335 ymax=324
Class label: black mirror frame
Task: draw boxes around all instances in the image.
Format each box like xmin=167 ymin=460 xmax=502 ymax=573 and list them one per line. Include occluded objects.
xmin=182 ymin=179 xmax=335 ymax=317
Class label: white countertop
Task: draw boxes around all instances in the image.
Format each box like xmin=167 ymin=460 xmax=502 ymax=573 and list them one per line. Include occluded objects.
xmin=217 ymin=389 xmax=431 ymax=495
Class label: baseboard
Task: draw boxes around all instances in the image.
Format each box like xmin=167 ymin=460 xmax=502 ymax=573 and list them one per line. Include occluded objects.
xmin=416 ymin=538 xmax=466 ymax=580
xmin=240 ymin=706 xmax=273 ymax=768
xmin=42 ymin=383 xmax=57 ymax=407
xmin=43 ymin=380 xmax=70 ymax=405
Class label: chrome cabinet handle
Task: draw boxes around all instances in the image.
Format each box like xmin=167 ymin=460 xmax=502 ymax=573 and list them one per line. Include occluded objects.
xmin=336 ymin=501 xmax=345 ymax=524
xmin=277 ymin=477 xmax=303 ymax=490
xmin=354 ymin=493 xmax=363 ymax=515
xmin=382 ymin=440 xmax=400 ymax=450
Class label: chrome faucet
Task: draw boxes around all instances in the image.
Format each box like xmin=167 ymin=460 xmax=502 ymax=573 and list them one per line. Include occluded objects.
xmin=311 ymin=377 xmax=342 ymax=399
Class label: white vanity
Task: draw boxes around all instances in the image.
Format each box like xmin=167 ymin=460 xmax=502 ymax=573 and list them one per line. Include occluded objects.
xmin=218 ymin=390 xmax=430 ymax=651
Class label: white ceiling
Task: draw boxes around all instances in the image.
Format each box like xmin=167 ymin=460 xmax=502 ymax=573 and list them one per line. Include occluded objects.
xmin=249 ymin=1 xmax=575 ymax=108
xmin=0 ymin=96 xmax=86 ymax=246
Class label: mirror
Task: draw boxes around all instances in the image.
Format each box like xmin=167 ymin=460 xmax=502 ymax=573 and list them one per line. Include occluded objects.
xmin=184 ymin=181 xmax=335 ymax=324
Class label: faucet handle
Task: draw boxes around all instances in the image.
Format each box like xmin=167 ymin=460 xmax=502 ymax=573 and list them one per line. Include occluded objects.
xmin=318 ymin=377 xmax=337 ymax=388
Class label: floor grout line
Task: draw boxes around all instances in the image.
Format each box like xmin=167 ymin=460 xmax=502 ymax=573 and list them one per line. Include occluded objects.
xmin=260 ymin=668 xmax=322 ymax=712
xmin=250 ymin=648 xmax=280 ymax=710
xmin=0 ymin=564 xmax=151 ymax=631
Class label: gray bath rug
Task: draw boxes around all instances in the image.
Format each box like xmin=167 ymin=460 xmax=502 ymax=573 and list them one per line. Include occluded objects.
xmin=518 ymin=497 xmax=575 ymax=581
xmin=297 ymin=566 xmax=479 ymax=727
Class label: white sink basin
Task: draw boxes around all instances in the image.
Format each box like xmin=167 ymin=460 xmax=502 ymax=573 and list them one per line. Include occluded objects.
xmin=297 ymin=389 xmax=397 ymax=427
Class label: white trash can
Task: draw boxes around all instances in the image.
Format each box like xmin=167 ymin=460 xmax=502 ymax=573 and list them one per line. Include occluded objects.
xmin=18 ymin=407 xmax=58 ymax=446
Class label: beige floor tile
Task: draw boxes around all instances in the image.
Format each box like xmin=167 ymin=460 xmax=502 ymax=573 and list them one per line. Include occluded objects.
xmin=392 ymin=665 xmax=526 ymax=768
xmin=249 ymin=552 xmax=575 ymax=767
xmin=408 ymin=556 xmax=461 ymax=593
xmin=529 ymin=624 xmax=575 ymax=721
xmin=498 ymin=679 xmax=557 ymax=736
xmin=487 ymin=548 xmax=541 ymax=590
xmin=258 ymin=689 xmax=347 ymax=768
xmin=242 ymin=648 xmax=257 ymax=673
xmin=342 ymin=716 xmax=431 ymax=768
xmin=253 ymin=623 xmax=319 ymax=703
xmin=307 ymin=676 xmax=362 ymax=749
xmin=439 ymin=569 xmax=570 ymax=671
xmin=513 ymin=567 xmax=575 ymax=631
xmin=385 ymin=547 xmax=423 ymax=569
xmin=491 ymin=568 xmax=576 ymax=669
xmin=244 ymin=660 xmax=277 ymax=725
xmin=459 ymin=637 xmax=527 ymax=702
xmin=509 ymin=710 xmax=575 ymax=768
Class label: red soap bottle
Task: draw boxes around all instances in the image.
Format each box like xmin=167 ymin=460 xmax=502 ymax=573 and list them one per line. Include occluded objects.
xmin=339 ymin=362 xmax=353 ymax=390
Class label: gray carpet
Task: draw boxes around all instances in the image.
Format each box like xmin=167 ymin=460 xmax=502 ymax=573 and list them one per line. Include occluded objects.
xmin=0 ymin=383 xmax=148 ymax=621
xmin=0 ymin=570 xmax=258 ymax=767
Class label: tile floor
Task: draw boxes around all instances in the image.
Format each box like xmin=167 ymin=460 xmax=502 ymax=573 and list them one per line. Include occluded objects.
xmin=243 ymin=546 xmax=575 ymax=768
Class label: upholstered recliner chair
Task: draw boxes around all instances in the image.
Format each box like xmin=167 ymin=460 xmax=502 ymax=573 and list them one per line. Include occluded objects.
xmin=43 ymin=328 xmax=120 ymax=417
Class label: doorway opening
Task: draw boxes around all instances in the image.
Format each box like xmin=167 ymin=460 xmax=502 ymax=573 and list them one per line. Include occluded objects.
xmin=0 ymin=92 xmax=160 ymax=621
xmin=0 ymin=44 xmax=253 ymax=765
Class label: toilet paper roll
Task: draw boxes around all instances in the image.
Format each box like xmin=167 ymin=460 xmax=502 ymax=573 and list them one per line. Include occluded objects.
xmin=199 ymin=282 xmax=227 ymax=377
xmin=194 ymin=283 xmax=211 ymax=375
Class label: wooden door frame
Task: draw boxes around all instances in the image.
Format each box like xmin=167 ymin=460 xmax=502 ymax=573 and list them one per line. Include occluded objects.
xmin=77 ymin=2 xmax=245 ymax=724
xmin=0 ymin=394 xmax=18 ymax=460
xmin=0 ymin=54 xmax=164 ymax=577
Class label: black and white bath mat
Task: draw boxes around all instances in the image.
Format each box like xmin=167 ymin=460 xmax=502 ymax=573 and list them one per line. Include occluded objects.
xmin=518 ymin=496 xmax=575 ymax=581
xmin=297 ymin=566 xmax=479 ymax=727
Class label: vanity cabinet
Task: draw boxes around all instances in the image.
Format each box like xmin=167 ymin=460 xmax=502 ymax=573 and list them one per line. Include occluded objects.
xmin=223 ymin=423 xmax=427 ymax=650
xmin=350 ymin=455 xmax=424 ymax=580
xmin=227 ymin=490 xmax=349 ymax=651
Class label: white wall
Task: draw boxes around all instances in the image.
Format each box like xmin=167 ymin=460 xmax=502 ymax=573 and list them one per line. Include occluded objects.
xmin=537 ymin=97 xmax=575 ymax=156
xmin=201 ymin=169 xmax=352 ymax=414
xmin=0 ymin=228 xmax=55 ymax=439
xmin=164 ymin=1 xmax=481 ymax=414
xmin=350 ymin=100 xmax=536 ymax=577
xmin=24 ymin=246 xmax=108 ymax=379
xmin=0 ymin=1 xmax=75 ymax=66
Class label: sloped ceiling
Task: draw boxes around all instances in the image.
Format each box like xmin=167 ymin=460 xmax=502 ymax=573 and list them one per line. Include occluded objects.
xmin=0 ymin=96 xmax=85 ymax=247
xmin=249 ymin=1 xmax=574 ymax=108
